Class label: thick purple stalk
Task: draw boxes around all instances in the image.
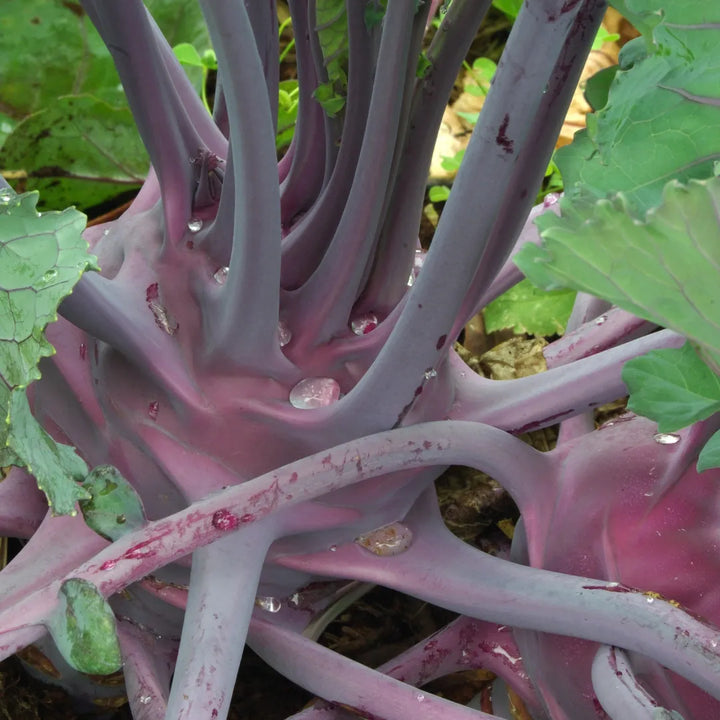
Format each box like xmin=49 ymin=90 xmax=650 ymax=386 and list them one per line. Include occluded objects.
xmin=197 ymin=0 xmax=286 ymax=370
xmin=342 ymin=0 xmax=607 ymax=432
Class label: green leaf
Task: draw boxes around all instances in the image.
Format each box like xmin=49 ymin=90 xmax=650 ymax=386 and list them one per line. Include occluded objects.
xmin=517 ymin=176 xmax=720 ymax=371
xmin=483 ymin=278 xmax=576 ymax=336
xmin=698 ymin=429 xmax=720 ymax=472
xmin=491 ymin=0 xmax=523 ymax=19
xmin=47 ymin=579 xmax=121 ymax=675
xmin=0 ymin=190 xmax=97 ymax=513
xmin=313 ymin=81 xmax=346 ymax=118
xmin=79 ymin=465 xmax=146 ymax=542
xmin=559 ymin=0 xmax=720 ymax=213
xmin=440 ymin=149 xmax=464 ymax=173
xmin=622 ymin=343 xmax=720 ymax=432
xmin=0 ymin=95 xmax=148 ymax=211
xmin=172 ymin=42 xmax=204 ymax=67
xmin=583 ymin=65 xmax=618 ymax=112
xmin=1 ymin=390 xmax=90 ymax=515
xmin=428 ymin=185 xmax=450 ymax=203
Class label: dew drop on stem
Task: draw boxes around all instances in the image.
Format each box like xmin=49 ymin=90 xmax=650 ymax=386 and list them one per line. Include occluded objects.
xmin=278 ymin=320 xmax=292 ymax=347
xmin=289 ymin=378 xmax=341 ymax=409
xmin=654 ymin=433 xmax=681 ymax=445
xmin=350 ymin=312 xmax=378 ymax=335
xmin=213 ymin=266 xmax=229 ymax=285
xmin=187 ymin=218 xmax=203 ymax=233
xmin=255 ymin=596 xmax=282 ymax=613
xmin=355 ymin=522 xmax=413 ymax=556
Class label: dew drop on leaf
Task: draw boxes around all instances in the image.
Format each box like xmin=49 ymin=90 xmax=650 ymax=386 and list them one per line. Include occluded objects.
xmin=289 ymin=377 xmax=341 ymax=409
xmin=424 ymin=368 xmax=437 ymax=380
xmin=350 ymin=312 xmax=378 ymax=335
xmin=187 ymin=218 xmax=203 ymax=233
xmin=654 ymin=433 xmax=681 ymax=445
xmin=355 ymin=522 xmax=413 ymax=556
xmin=255 ymin=596 xmax=282 ymax=613
xmin=140 ymin=695 xmax=152 ymax=705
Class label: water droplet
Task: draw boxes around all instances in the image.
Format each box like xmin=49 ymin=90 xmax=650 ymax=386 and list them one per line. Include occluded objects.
xmin=416 ymin=693 xmax=426 ymax=702
xmin=213 ymin=266 xmax=229 ymax=284
xmin=643 ymin=491 xmax=654 ymax=497
xmin=41 ymin=268 xmax=58 ymax=283
xmin=255 ymin=596 xmax=282 ymax=613
xmin=328 ymin=544 xmax=337 ymax=552
xmin=103 ymin=229 xmax=110 ymax=236
xmin=711 ymin=639 xmax=718 ymax=649
xmin=289 ymin=377 xmax=341 ymax=409
xmin=148 ymin=401 xmax=159 ymax=421
xmin=0 ymin=189 xmax=14 ymax=204
xmin=278 ymin=320 xmax=292 ymax=347
xmin=355 ymin=522 xmax=413 ymax=556
xmin=350 ymin=312 xmax=378 ymax=335
xmin=595 ymin=315 xmax=607 ymax=325
xmin=607 ymin=582 xmax=620 ymax=588
xmin=140 ymin=695 xmax=152 ymax=705
xmin=79 ymin=343 xmax=87 ymax=360
xmin=654 ymin=433 xmax=681 ymax=445
xmin=407 ymin=249 xmax=426 ymax=287
xmin=646 ymin=596 xmax=655 ymax=603
xmin=424 ymin=368 xmax=437 ymax=380
xmin=543 ymin=193 xmax=560 ymax=208
xmin=187 ymin=218 xmax=203 ymax=233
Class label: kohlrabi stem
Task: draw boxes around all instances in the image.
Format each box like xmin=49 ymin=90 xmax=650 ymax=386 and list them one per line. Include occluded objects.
xmin=344 ymin=0 xmax=606 ymax=431
xmin=248 ymin=616 xmax=501 ymax=720
xmin=0 ymin=421 xmax=545 ymax=651
xmin=197 ymin=0 xmax=285 ymax=371
xmin=81 ymin=0 xmax=204 ymax=244
xmin=166 ymin=522 xmax=277 ymax=720
xmin=280 ymin=0 xmax=328 ymax=225
xmin=449 ymin=329 xmax=685 ymax=432
xmin=290 ymin=0 xmax=420 ymax=347
xmin=279 ymin=2 xmax=377 ymax=289
xmin=277 ymin=489 xmax=720 ymax=703
xmin=358 ymin=0 xmax=494 ymax=316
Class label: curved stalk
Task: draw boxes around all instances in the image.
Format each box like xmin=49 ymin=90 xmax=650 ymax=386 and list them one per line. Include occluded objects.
xmin=290 ymin=0 xmax=420 ymax=348
xmin=277 ymin=489 xmax=720 ymax=703
xmin=248 ymin=616 xmax=502 ymax=720
xmin=0 ymin=421 xmax=546 ymax=649
xmin=81 ymin=0 xmax=205 ymax=244
xmin=358 ymin=0 xmax=494 ymax=315
xmin=448 ymin=329 xmax=685 ymax=433
xmin=197 ymin=0 xmax=284 ymax=370
xmin=591 ymin=646 xmax=672 ymax=718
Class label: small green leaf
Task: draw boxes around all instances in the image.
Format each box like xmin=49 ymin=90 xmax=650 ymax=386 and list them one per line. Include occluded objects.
xmin=583 ymin=65 xmax=617 ymax=112
xmin=417 ymin=52 xmax=432 ymax=79
xmin=491 ymin=0 xmax=523 ymax=19
xmin=47 ymin=579 xmax=121 ymax=675
xmin=173 ymin=42 xmax=204 ymax=67
xmin=698 ymin=429 xmax=720 ymax=472
xmin=80 ymin=465 xmax=147 ymax=541
xmin=483 ymin=278 xmax=576 ymax=336
xmin=456 ymin=110 xmax=480 ymax=124
xmin=623 ymin=343 xmax=720 ymax=432
xmin=440 ymin=149 xmax=464 ymax=173
xmin=313 ymin=81 xmax=346 ymax=117
xmin=428 ymin=185 xmax=450 ymax=203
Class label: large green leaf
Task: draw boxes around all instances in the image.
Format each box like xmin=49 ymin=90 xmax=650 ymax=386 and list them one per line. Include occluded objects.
xmin=0 ymin=96 xmax=147 ymax=211
xmin=516 ymin=176 xmax=720 ymax=371
xmin=47 ymin=579 xmax=122 ymax=675
xmin=558 ymin=0 xmax=720 ymax=213
xmin=0 ymin=190 xmax=97 ymax=513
